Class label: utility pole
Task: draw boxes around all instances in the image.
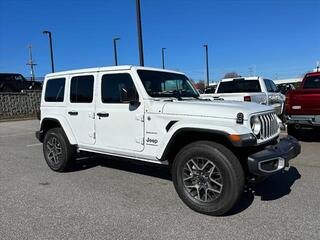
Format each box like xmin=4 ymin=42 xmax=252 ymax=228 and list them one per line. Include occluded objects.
xmin=203 ymin=44 xmax=209 ymax=87
xmin=26 ymin=45 xmax=37 ymax=81
xmin=161 ymin=48 xmax=166 ymax=69
xmin=136 ymin=0 xmax=144 ymax=66
xmin=113 ymin=37 xmax=120 ymax=66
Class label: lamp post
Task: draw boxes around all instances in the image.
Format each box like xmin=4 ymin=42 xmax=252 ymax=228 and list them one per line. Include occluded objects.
xmin=136 ymin=0 xmax=144 ymax=66
xmin=161 ymin=48 xmax=166 ymax=69
xmin=203 ymin=44 xmax=209 ymax=87
xmin=43 ymin=30 xmax=55 ymax=73
xmin=113 ymin=37 xmax=120 ymax=66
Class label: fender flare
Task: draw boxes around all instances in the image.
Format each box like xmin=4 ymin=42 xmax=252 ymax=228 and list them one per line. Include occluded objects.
xmin=40 ymin=117 xmax=77 ymax=145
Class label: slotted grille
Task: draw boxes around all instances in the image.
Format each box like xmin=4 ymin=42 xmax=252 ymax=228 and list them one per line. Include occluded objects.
xmin=257 ymin=112 xmax=279 ymax=142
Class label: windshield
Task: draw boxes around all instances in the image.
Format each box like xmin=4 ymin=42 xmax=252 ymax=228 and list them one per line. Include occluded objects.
xmin=137 ymin=70 xmax=199 ymax=98
xmin=217 ymin=79 xmax=261 ymax=93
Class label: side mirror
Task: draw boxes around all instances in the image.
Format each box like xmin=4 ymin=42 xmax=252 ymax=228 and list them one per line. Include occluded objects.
xmin=120 ymin=87 xmax=140 ymax=105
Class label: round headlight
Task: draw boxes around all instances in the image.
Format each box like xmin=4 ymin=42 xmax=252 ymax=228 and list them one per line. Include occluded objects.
xmin=251 ymin=116 xmax=261 ymax=135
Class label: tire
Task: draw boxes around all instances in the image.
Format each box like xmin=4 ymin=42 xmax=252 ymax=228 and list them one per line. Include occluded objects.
xmin=287 ymin=124 xmax=300 ymax=138
xmin=43 ymin=128 xmax=76 ymax=172
xmin=172 ymin=141 xmax=244 ymax=216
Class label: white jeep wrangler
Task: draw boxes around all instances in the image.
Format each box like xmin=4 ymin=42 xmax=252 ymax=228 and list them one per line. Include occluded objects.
xmin=36 ymin=66 xmax=300 ymax=216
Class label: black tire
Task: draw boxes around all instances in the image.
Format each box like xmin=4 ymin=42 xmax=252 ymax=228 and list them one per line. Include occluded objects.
xmin=43 ymin=128 xmax=76 ymax=172
xmin=172 ymin=141 xmax=244 ymax=216
xmin=287 ymin=124 xmax=300 ymax=138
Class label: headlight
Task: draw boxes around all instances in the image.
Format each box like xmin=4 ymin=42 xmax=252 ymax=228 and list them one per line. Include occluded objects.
xmin=251 ymin=116 xmax=261 ymax=135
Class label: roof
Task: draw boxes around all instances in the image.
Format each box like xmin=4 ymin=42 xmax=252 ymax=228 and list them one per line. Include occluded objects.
xmin=45 ymin=65 xmax=184 ymax=78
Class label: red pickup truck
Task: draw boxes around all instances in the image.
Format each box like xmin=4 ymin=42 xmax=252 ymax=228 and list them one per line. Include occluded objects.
xmin=285 ymin=71 xmax=320 ymax=135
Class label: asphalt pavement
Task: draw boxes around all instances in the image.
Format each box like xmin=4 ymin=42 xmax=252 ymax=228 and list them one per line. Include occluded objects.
xmin=0 ymin=120 xmax=319 ymax=240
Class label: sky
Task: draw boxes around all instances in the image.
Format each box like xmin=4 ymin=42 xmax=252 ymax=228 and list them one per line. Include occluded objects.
xmin=0 ymin=0 xmax=319 ymax=82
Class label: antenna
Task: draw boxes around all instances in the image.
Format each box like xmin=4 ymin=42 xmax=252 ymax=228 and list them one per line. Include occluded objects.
xmin=26 ymin=44 xmax=37 ymax=81
xmin=317 ymin=61 xmax=320 ymax=72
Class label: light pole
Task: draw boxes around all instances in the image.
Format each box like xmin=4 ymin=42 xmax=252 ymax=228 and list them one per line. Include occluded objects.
xmin=43 ymin=30 xmax=55 ymax=73
xmin=161 ymin=48 xmax=166 ymax=69
xmin=113 ymin=37 xmax=120 ymax=66
xmin=203 ymin=44 xmax=209 ymax=87
xmin=136 ymin=0 xmax=144 ymax=66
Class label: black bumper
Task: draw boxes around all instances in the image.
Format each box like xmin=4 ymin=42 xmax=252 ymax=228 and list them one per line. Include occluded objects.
xmin=247 ymin=136 xmax=301 ymax=176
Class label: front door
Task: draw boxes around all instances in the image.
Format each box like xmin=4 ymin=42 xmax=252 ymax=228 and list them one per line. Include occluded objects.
xmin=66 ymin=73 xmax=96 ymax=145
xmin=95 ymin=71 xmax=144 ymax=152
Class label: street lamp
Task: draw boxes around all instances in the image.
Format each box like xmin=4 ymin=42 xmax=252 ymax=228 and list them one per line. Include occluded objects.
xmin=161 ymin=48 xmax=166 ymax=69
xmin=43 ymin=30 xmax=55 ymax=73
xmin=203 ymin=44 xmax=209 ymax=87
xmin=136 ymin=0 xmax=144 ymax=66
xmin=113 ymin=37 xmax=120 ymax=66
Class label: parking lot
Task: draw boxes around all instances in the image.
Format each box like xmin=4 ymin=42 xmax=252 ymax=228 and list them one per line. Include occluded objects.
xmin=0 ymin=120 xmax=319 ymax=240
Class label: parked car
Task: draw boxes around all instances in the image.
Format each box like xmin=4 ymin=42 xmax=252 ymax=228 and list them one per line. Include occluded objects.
xmin=201 ymin=77 xmax=285 ymax=116
xmin=0 ymin=73 xmax=42 ymax=92
xmin=285 ymin=71 xmax=320 ymax=136
xmin=36 ymin=66 xmax=300 ymax=216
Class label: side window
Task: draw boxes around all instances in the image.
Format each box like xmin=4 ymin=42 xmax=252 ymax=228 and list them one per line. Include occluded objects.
xmin=264 ymin=79 xmax=272 ymax=92
xmin=45 ymin=78 xmax=65 ymax=102
xmin=269 ymin=80 xmax=278 ymax=92
xmin=101 ymin=73 xmax=138 ymax=103
xmin=70 ymin=75 xmax=94 ymax=103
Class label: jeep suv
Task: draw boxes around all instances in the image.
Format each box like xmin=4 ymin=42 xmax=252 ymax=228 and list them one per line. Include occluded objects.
xmin=36 ymin=66 xmax=300 ymax=216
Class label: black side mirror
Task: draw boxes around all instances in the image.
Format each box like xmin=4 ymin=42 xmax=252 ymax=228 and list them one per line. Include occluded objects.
xmin=120 ymin=87 xmax=140 ymax=105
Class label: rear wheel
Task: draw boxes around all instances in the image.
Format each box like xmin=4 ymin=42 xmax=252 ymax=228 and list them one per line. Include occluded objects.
xmin=287 ymin=124 xmax=300 ymax=138
xmin=43 ymin=128 xmax=76 ymax=172
xmin=172 ymin=141 xmax=244 ymax=216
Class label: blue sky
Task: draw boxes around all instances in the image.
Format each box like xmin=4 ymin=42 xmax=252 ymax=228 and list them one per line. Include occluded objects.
xmin=0 ymin=0 xmax=319 ymax=82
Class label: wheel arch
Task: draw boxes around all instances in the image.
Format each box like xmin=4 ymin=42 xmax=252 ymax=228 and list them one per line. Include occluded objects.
xmin=39 ymin=117 xmax=77 ymax=145
xmin=159 ymin=128 xmax=235 ymax=163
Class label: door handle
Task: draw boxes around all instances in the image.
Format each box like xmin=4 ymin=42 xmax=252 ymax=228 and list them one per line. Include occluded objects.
xmin=68 ymin=111 xmax=78 ymax=116
xmin=97 ymin=112 xmax=109 ymax=118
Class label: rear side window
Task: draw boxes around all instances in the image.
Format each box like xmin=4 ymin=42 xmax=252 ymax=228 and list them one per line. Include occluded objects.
xmin=303 ymin=75 xmax=320 ymax=89
xmin=70 ymin=75 xmax=94 ymax=103
xmin=45 ymin=78 xmax=65 ymax=102
xmin=101 ymin=73 xmax=137 ymax=103
xmin=264 ymin=79 xmax=278 ymax=92
xmin=217 ymin=79 xmax=261 ymax=93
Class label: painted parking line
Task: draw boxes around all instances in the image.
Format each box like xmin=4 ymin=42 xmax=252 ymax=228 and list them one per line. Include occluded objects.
xmin=0 ymin=132 xmax=34 ymax=138
xmin=26 ymin=143 xmax=42 ymax=147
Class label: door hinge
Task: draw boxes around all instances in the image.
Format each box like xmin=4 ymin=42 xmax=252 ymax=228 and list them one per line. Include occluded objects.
xmin=89 ymin=132 xmax=96 ymax=139
xmin=135 ymin=137 xmax=144 ymax=145
xmin=135 ymin=114 xmax=144 ymax=122
xmin=88 ymin=112 xmax=95 ymax=119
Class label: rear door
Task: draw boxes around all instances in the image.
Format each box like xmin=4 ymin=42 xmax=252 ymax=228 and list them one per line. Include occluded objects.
xmin=66 ymin=73 xmax=96 ymax=145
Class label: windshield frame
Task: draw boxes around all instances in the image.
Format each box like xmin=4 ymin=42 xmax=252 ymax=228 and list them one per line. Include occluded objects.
xmin=137 ymin=69 xmax=200 ymax=99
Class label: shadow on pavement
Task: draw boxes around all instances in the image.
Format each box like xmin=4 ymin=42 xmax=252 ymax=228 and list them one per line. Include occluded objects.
xmin=225 ymin=167 xmax=301 ymax=216
xmin=72 ymin=154 xmax=172 ymax=181
xmin=71 ymin=154 xmax=301 ymax=216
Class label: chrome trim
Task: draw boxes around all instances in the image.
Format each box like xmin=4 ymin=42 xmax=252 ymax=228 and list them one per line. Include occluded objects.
xmin=257 ymin=157 xmax=285 ymax=173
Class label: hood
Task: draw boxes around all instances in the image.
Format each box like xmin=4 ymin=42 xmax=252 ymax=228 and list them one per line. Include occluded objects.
xmin=148 ymin=99 xmax=274 ymax=120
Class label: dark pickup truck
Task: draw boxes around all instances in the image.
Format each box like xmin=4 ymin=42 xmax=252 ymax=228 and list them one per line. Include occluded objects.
xmin=0 ymin=73 xmax=42 ymax=92
xmin=285 ymin=71 xmax=320 ymax=135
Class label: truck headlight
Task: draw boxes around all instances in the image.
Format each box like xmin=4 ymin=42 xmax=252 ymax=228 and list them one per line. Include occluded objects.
xmin=251 ymin=116 xmax=261 ymax=136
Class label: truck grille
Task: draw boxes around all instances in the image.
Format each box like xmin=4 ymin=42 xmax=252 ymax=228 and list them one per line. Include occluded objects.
xmin=257 ymin=112 xmax=279 ymax=142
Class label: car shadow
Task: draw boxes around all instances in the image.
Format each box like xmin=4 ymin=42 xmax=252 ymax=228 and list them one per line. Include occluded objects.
xmin=226 ymin=167 xmax=301 ymax=216
xmin=70 ymin=154 xmax=300 ymax=216
xmin=71 ymin=154 xmax=172 ymax=181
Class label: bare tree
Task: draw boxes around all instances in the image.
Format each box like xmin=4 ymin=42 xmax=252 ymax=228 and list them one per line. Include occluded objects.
xmin=224 ymin=72 xmax=240 ymax=78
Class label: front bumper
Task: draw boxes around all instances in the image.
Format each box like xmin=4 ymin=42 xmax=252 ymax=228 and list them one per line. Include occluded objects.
xmin=247 ymin=136 xmax=301 ymax=176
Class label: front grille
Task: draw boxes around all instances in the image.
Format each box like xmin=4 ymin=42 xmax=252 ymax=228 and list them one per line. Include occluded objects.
xmin=257 ymin=112 xmax=279 ymax=142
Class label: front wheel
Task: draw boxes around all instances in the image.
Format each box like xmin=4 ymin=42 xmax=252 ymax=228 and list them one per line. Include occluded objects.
xmin=172 ymin=141 xmax=244 ymax=216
